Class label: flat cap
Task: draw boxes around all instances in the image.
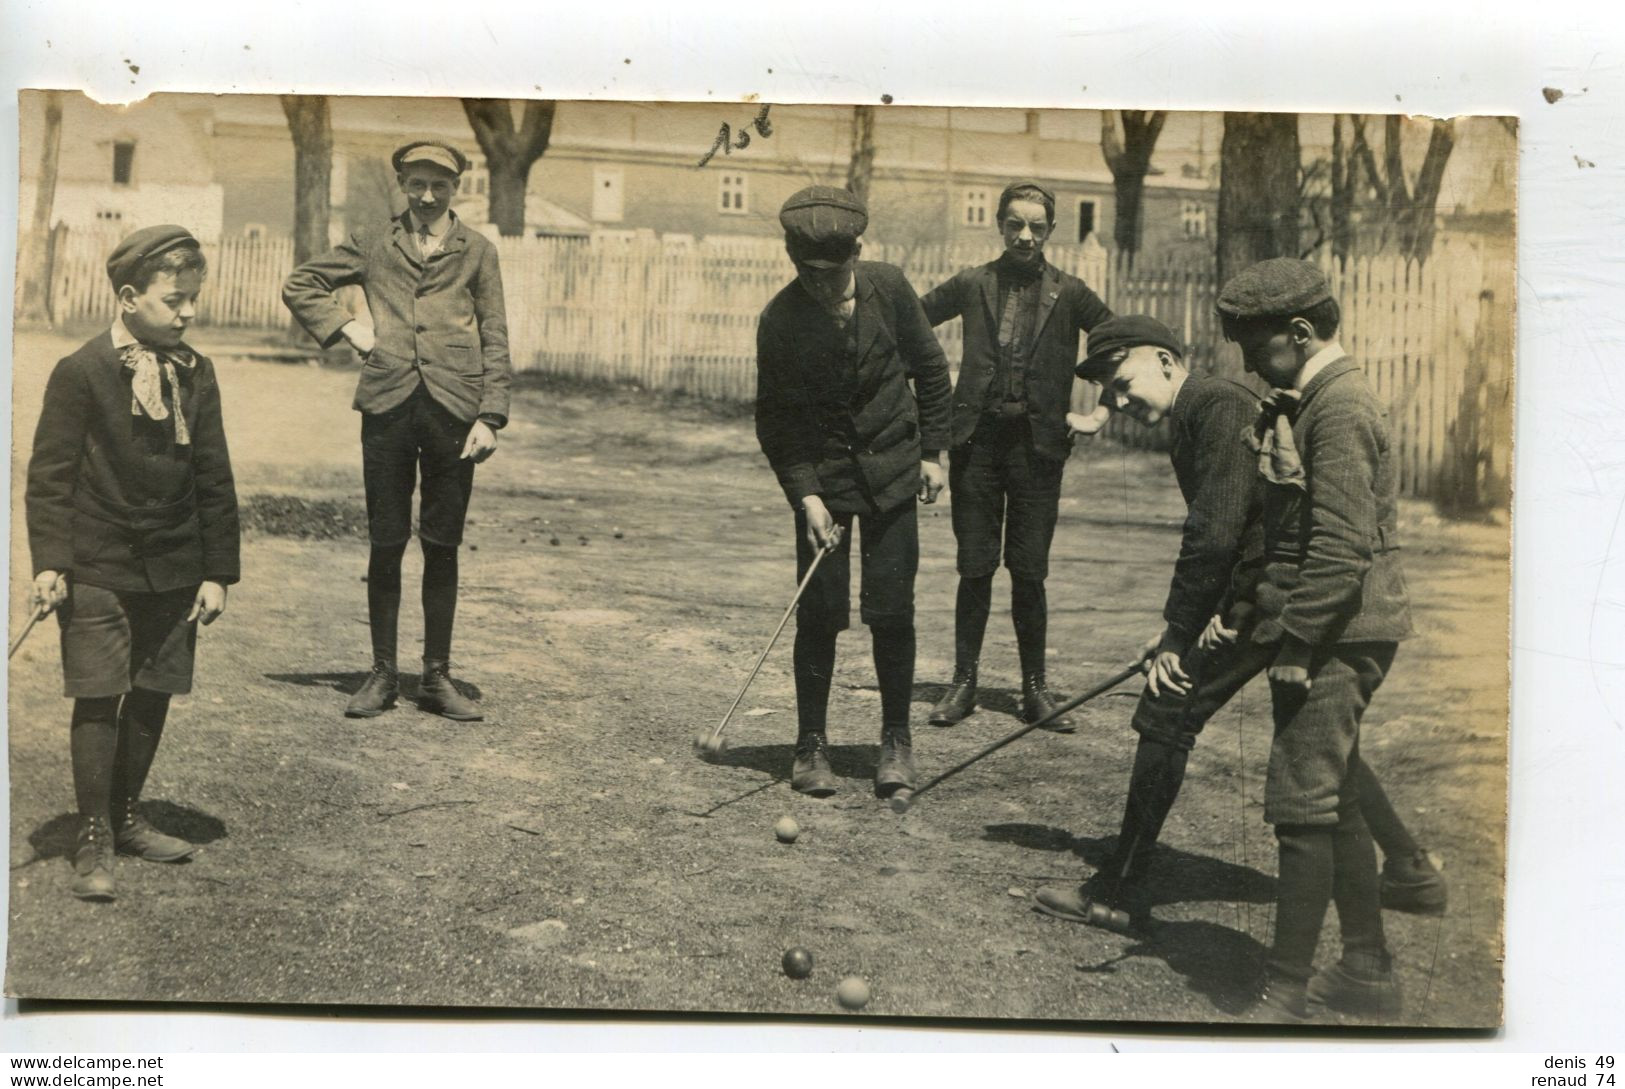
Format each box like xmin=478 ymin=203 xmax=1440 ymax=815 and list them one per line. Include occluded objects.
xmin=998 ymin=179 xmax=1056 ymax=216
xmin=1216 ymin=257 xmax=1332 ymax=319
xmin=1075 ymin=314 xmax=1185 ymax=381
xmin=391 ymin=140 xmax=469 ymax=176
xmin=105 ymin=224 xmax=201 ymax=288
xmin=779 ymin=185 xmax=867 ymax=268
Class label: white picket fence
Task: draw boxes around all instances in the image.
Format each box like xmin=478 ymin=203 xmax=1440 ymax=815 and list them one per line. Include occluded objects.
xmin=28 ymin=226 xmax=1510 ymax=501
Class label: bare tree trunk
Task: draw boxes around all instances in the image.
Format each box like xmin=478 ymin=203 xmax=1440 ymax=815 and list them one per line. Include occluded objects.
xmin=1102 ymin=110 xmax=1167 ymax=262
xmin=19 ymin=91 xmax=64 ymax=324
xmin=1330 ymin=115 xmax=1355 ymax=267
xmin=1403 ymin=120 xmax=1456 ymax=262
xmin=1217 ymin=112 xmax=1301 ymax=290
xmin=280 ymin=95 xmax=333 ymax=266
xmin=845 ymin=106 xmax=877 ymax=206
xmin=462 ymin=99 xmax=557 ymax=237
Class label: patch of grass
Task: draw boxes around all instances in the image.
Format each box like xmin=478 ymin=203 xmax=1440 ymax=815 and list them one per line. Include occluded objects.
xmin=241 ymin=493 xmax=370 ymax=540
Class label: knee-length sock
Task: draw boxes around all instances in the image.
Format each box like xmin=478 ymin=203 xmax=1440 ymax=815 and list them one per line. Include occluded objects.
xmin=794 ymin=626 xmax=838 ymax=739
xmin=421 ymin=542 xmax=459 ymax=662
xmin=954 ymin=575 xmax=993 ymax=674
xmin=367 ymin=541 xmax=408 ymax=665
xmin=1011 ymin=576 xmax=1048 ymax=680
xmin=114 ymin=687 xmax=172 ymax=812
xmin=871 ymin=623 xmax=916 ymax=734
xmin=70 ymin=696 xmax=121 ymax=823
xmin=1268 ymin=823 xmax=1335 ymax=982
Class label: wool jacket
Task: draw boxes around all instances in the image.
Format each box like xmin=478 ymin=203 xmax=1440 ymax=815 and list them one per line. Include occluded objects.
xmin=755 ymin=261 xmax=952 ymax=515
xmin=1250 ymin=357 xmax=1415 ymax=647
xmin=27 ymin=327 xmax=240 ymax=593
xmin=282 ymin=211 xmax=513 ymax=426
xmin=921 ymin=257 xmax=1112 ymax=460
xmin=1160 ymin=373 xmax=1265 ymax=650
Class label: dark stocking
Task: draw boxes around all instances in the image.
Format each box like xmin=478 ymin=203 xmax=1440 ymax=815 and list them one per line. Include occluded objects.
xmin=114 ymin=687 xmax=172 ymax=815
xmin=70 ymin=697 xmax=121 ymax=822
xmin=793 ymin=626 xmax=838 ymax=739
xmin=1011 ymin=576 xmax=1048 ymax=680
xmin=871 ymin=623 xmax=916 ymax=735
xmin=1269 ymin=823 xmax=1335 ymax=982
xmin=421 ymin=542 xmax=459 ymax=662
xmin=367 ymin=541 xmax=408 ymax=665
xmin=954 ymin=575 xmax=993 ymax=673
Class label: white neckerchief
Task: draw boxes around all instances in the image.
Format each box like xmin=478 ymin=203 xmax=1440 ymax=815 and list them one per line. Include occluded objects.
xmin=112 ymin=317 xmax=194 ymax=445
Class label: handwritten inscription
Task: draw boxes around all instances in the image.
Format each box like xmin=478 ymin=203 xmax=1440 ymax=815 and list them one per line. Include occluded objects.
xmin=696 ymin=105 xmax=774 ymax=168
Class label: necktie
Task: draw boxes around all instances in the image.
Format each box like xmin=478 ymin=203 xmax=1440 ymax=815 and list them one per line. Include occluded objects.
xmin=417 ymin=223 xmax=432 ymax=257
xmin=1244 ymin=388 xmax=1305 ymax=489
xmin=120 ymin=343 xmax=193 ymax=445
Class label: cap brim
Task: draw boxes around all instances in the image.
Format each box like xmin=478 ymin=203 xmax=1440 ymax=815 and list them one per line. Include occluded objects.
xmin=793 ymin=256 xmax=846 ymax=270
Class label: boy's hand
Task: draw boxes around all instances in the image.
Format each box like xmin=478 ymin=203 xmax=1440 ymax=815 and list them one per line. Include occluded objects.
xmin=918 ymin=459 xmax=946 ymax=504
xmin=342 ymin=320 xmax=376 ymax=357
xmin=1146 ymin=648 xmax=1191 ymax=698
xmin=1197 ymin=613 xmax=1239 ymax=650
xmin=31 ymin=571 xmax=68 ymax=616
xmin=802 ymin=496 xmax=843 ymax=552
xmin=461 ymin=421 xmax=499 ymax=463
xmin=1067 ymin=406 xmax=1111 ymax=440
xmin=188 ymin=581 xmax=228 ymax=626
xmin=1268 ymin=637 xmax=1312 ymax=692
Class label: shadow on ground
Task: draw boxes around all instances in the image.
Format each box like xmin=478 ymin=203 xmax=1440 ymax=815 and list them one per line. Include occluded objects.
xmin=21 ymin=802 xmax=227 ymax=864
xmin=263 ymin=671 xmax=484 ymax=701
xmin=985 ymin=823 xmax=1275 ymax=907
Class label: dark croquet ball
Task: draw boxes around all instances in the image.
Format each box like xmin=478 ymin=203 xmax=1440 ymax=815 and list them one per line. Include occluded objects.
xmin=782 ymin=947 xmax=814 ymax=980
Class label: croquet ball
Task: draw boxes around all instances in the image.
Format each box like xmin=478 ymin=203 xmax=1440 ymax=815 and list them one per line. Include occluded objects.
xmin=774 ymin=816 xmax=800 ymax=844
xmin=887 ymin=789 xmax=914 ymax=815
xmin=550 ymin=537 xmax=561 ymax=546
xmin=835 ymin=976 xmax=870 ymax=1010
xmin=692 ymin=730 xmax=726 ymax=758
xmin=781 ymin=947 xmax=814 ymax=979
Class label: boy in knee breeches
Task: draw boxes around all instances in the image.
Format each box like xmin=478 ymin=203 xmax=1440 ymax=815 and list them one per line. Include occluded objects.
xmin=26 ymin=225 xmax=241 ymax=902
xmin=282 ymin=141 xmax=512 ymax=722
xmin=755 ymin=186 xmax=952 ymax=799
xmin=1219 ymin=258 xmax=1417 ymax=1021
xmin=1033 ymin=316 xmax=1441 ymax=934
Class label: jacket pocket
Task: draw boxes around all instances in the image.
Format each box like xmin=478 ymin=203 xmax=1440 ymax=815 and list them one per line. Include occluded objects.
xmin=445 ymin=343 xmax=483 ymax=376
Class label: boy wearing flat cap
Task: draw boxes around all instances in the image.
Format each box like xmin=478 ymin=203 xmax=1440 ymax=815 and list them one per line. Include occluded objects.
xmin=1034 ymin=315 xmax=1441 ymax=937
xmin=27 ymin=225 xmax=240 ymax=901
xmin=283 ymin=140 xmax=511 ymax=722
xmin=920 ymin=181 xmax=1113 ymax=732
xmin=755 ymin=185 xmax=952 ymax=797
xmin=1215 ymin=257 xmax=1418 ymax=1021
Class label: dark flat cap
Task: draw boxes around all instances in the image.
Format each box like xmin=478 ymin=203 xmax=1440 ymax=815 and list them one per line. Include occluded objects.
xmin=1075 ymin=314 xmax=1185 ymax=381
xmin=106 ymin=225 xmax=201 ymax=288
xmin=1216 ymin=257 xmax=1332 ymax=318
xmin=391 ymin=140 xmax=469 ymax=176
xmin=780 ymin=185 xmax=867 ymax=268
xmin=998 ymin=179 xmax=1056 ymax=217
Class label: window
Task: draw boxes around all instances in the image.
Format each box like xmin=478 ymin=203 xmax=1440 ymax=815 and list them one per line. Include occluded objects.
xmin=719 ymin=172 xmax=748 ymax=215
xmin=963 ymin=187 xmax=991 ymax=227
xmin=243 ymin=223 xmax=267 ymax=241
xmin=465 ymin=155 xmax=490 ymax=198
xmin=95 ymin=209 xmax=124 ymax=224
xmin=1077 ymin=200 xmax=1096 ymax=242
xmin=1181 ymin=200 xmax=1209 ymax=239
xmin=112 ymin=141 xmax=136 ymax=186
xmin=592 ymin=167 xmax=625 ymax=223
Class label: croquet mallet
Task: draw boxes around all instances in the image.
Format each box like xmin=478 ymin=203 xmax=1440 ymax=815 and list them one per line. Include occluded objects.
xmin=888 ymin=659 xmax=1143 ymax=813
xmin=9 ymin=605 xmax=50 ymax=660
xmin=693 ymin=534 xmax=841 ymax=759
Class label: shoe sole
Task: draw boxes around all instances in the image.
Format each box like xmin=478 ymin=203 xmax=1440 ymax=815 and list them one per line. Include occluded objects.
xmin=418 ymin=702 xmax=483 ymax=721
xmin=793 ymin=784 xmax=838 ymax=798
xmin=71 ymin=885 xmax=116 ymax=903
xmin=344 ymin=707 xmax=393 ymax=718
xmin=118 ymin=845 xmax=196 ymax=862
xmin=929 ymin=708 xmax=975 ymax=727
xmin=1033 ymin=898 xmax=1092 ymax=924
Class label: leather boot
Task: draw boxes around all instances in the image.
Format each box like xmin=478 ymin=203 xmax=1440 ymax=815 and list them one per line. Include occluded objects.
xmin=874 ymin=725 xmax=918 ymax=797
xmin=928 ymin=664 xmax=978 ymax=727
xmin=71 ymin=815 xmax=117 ymax=903
xmin=1022 ymin=673 xmax=1075 ymax=733
xmin=791 ymin=732 xmax=838 ymax=797
xmin=1307 ymin=959 xmax=1404 ymax=1018
xmin=1380 ymin=849 xmax=1448 ymax=915
xmin=345 ymin=660 xmax=400 ymax=718
xmin=419 ymin=659 xmax=482 ymax=721
xmin=114 ymin=799 xmax=195 ymax=862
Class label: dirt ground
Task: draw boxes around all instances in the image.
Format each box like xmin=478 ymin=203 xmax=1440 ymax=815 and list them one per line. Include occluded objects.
xmin=6 ymin=330 xmax=1508 ymax=1028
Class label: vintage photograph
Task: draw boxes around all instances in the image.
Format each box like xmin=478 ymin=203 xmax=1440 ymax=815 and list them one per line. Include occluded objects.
xmin=8 ymin=92 xmax=1513 ymax=1027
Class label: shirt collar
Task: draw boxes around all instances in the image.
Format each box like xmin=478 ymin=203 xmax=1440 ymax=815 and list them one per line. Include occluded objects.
xmin=110 ymin=317 xmax=140 ymax=351
xmin=409 ymin=208 xmax=455 ymax=238
xmin=1294 ymin=341 xmax=1345 ymax=392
